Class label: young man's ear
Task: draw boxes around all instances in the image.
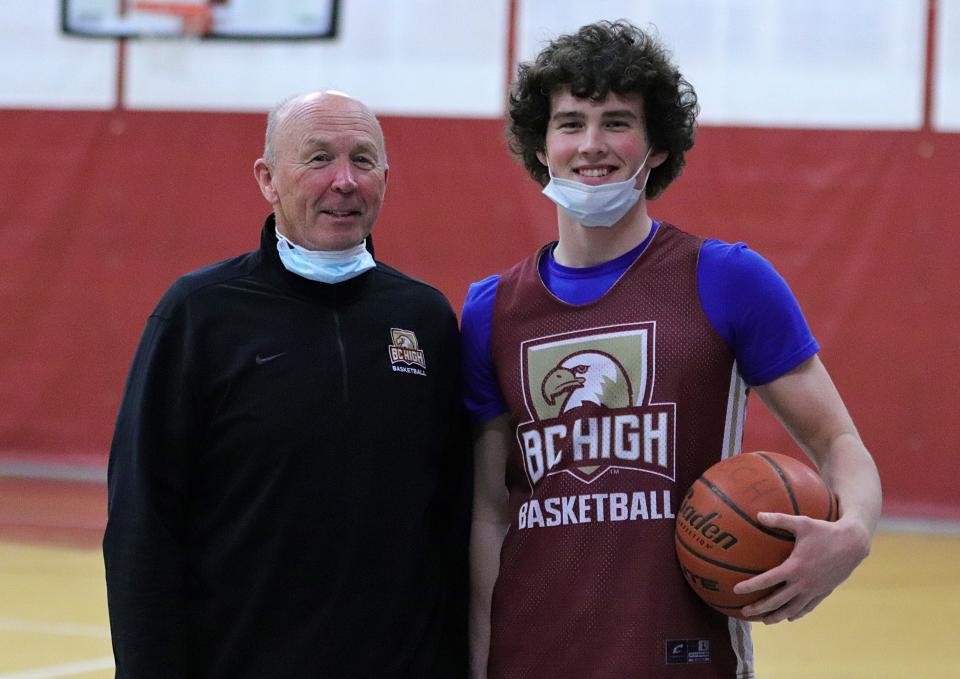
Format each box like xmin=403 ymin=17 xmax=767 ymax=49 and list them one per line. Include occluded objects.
xmin=647 ymin=150 xmax=669 ymax=169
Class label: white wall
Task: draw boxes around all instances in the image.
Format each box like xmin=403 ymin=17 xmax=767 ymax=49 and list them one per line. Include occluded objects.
xmin=1 ymin=0 xmax=954 ymax=131
xmin=518 ymin=0 xmax=928 ymax=130
xmin=934 ymin=0 xmax=960 ymax=131
xmin=123 ymin=0 xmax=510 ymax=115
xmin=1 ymin=0 xmax=509 ymax=116
xmin=0 ymin=0 xmax=117 ymax=108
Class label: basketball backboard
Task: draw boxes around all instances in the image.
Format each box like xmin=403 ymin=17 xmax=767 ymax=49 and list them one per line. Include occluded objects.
xmin=61 ymin=0 xmax=339 ymax=39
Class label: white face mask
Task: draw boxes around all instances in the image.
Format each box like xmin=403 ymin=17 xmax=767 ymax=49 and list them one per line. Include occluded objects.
xmin=541 ymin=148 xmax=653 ymax=227
xmin=275 ymin=230 xmax=376 ymax=284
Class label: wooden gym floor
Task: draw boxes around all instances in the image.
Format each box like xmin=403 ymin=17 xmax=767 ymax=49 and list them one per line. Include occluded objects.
xmin=1 ymin=476 xmax=958 ymax=678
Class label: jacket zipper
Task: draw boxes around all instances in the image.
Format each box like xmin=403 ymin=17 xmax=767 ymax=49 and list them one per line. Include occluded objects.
xmin=332 ymin=309 xmax=349 ymax=402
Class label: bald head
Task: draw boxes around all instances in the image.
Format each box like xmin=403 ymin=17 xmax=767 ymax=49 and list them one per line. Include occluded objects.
xmin=253 ymin=89 xmax=390 ymax=251
xmin=263 ymin=91 xmax=387 ymax=166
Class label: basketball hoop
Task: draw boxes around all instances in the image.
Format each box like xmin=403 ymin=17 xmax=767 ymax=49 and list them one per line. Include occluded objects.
xmin=129 ymin=1 xmax=213 ymax=37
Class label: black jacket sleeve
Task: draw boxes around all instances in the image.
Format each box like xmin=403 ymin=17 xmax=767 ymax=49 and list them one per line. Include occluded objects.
xmin=103 ymin=308 xmax=197 ymax=678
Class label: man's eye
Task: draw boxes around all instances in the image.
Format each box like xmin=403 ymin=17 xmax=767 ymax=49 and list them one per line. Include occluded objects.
xmin=354 ymin=156 xmax=375 ymax=167
xmin=311 ymin=154 xmax=332 ymax=163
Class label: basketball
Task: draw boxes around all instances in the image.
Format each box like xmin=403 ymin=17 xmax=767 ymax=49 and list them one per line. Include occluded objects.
xmin=674 ymin=451 xmax=838 ymax=619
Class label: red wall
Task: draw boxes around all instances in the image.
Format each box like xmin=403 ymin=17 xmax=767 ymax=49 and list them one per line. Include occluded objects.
xmin=0 ymin=109 xmax=955 ymax=519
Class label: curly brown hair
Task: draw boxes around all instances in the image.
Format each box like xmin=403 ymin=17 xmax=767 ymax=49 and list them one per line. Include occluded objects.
xmin=508 ymin=20 xmax=698 ymax=199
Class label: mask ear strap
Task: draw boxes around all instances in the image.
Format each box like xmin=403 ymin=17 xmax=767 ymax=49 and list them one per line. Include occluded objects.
xmin=624 ymin=148 xmax=654 ymax=183
xmin=637 ymin=147 xmax=655 ymax=193
xmin=543 ymin=155 xmax=557 ymax=180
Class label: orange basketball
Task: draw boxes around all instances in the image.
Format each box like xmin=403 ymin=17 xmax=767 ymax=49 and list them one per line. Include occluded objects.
xmin=674 ymin=451 xmax=838 ymax=619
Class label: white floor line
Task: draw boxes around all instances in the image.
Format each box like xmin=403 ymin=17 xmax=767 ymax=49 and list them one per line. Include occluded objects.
xmin=0 ymin=462 xmax=106 ymax=484
xmin=880 ymin=516 xmax=960 ymax=536
xmin=0 ymin=618 xmax=110 ymax=639
xmin=0 ymin=657 xmax=114 ymax=679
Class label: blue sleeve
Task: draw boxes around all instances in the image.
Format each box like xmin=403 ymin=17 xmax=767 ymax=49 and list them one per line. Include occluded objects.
xmin=698 ymin=240 xmax=819 ymax=386
xmin=460 ymin=274 xmax=509 ymax=423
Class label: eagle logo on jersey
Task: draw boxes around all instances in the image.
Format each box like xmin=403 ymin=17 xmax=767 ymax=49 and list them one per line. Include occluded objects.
xmin=517 ymin=323 xmax=676 ymax=487
xmin=541 ymin=351 xmax=633 ymax=411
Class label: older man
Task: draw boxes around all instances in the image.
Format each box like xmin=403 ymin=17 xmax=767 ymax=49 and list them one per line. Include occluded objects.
xmin=104 ymin=91 xmax=469 ymax=678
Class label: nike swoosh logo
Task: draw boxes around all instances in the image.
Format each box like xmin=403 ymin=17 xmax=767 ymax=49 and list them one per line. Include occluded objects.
xmin=255 ymin=352 xmax=287 ymax=365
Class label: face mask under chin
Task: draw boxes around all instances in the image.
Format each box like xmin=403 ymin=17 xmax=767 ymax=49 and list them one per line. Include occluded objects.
xmin=275 ymin=228 xmax=376 ymax=284
xmin=541 ymin=148 xmax=653 ymax=227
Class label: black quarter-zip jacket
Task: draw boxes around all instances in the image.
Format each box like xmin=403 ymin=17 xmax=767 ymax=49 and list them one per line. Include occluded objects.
xmin=104 ymin=215 xmax=469 ymax=678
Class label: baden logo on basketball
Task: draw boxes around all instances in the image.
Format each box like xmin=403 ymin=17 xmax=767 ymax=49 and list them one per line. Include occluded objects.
xmin=676 ymin=488 xmax=739 ymax=551
xmin=517 ymin=323 xmax=677 ymax=487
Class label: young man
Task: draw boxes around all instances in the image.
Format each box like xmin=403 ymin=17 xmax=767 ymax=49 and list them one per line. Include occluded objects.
xmin=462 ymin=21 xmax=881 ymax=678
xmin=104 ymin=91 xmax=469 ymax=678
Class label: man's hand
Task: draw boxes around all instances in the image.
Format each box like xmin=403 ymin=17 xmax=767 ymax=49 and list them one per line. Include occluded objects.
xmin=744 ymin=356 xmax=882 ymax=624
xmin=734 ymin=511 xmax=871 ymax=624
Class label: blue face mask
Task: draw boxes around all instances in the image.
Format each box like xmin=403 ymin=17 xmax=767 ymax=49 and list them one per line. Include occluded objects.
xmin=275 ymin=230 xmax=376 ymax=284
xmin=541 ymin=148 xmax=653 ymax=227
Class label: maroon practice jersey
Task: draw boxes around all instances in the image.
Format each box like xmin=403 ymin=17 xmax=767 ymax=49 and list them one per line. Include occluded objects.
xmin=488 ymin=224 xmax=755 ymax=678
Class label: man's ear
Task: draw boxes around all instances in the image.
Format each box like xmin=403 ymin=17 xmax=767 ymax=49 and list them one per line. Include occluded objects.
xmin=254 ymin=158 xmax=277 ymax=204
xmin=648 ymin=150 xmax=669 ymax=169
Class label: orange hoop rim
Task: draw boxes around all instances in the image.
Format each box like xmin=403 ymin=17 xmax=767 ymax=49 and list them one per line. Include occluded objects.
xmin=129 ymin=1 xmax=211 ymax=17
xmin=128 ymin=1 xmax=213 ymax=36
